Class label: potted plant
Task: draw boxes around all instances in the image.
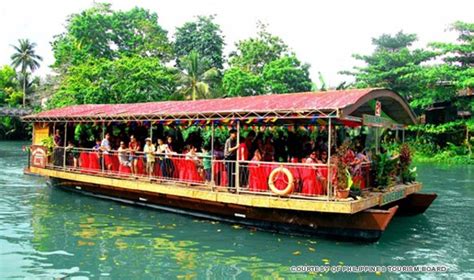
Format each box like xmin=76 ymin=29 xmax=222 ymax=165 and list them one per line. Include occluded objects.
xmin=399 ymin=143 xmax=417 ymax=184
xmin=373 ymin=149 xmax=398 ymax=191
xmin=335 ymin=142 xmax=352 ymax=199
xmin=350 ymin=176 xmax=361 ymax=197
xmin=41 ymin=136 xmax=55 ymax=157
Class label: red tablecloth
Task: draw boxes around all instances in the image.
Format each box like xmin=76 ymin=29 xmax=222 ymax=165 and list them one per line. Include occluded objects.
xmin=118 ymin=164 xmax=131 ymax=175
xmin=249 ymin=163 xmax=270 ymax=192
xmin=183 ymin=160 xmax=203 ymax=183
xmin=172 ymin=158 xmax=186 ymax=180
xmin=89 ymin=153 xmax=100 ymax=171
xmin=300 ymin=166 xmax=319 ymax=195
xmin=136 ymin=158 xmax=145 ymax=175
xmin=79 ymin=152 xmax=90 ymax=172
xmin=213 ymin=162 xmax=227 ymax=186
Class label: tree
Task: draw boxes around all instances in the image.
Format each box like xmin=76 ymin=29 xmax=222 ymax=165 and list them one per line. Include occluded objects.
xmin=174 ymin=15 xmax=225 ymax=70
xmin=341 ymin=31 xmax=435 ymax=104
xmin=229 ymin=22 xmax=288 ymax=74
xmin=224 ymin=22 xmax=311 ymax=95
xmin=176 ymin=51 xmax=219 ymax=100
xmin=430 ymin=21 xmax=473 ymax=68
xmin=48 ymin=3 xmax=178 ymax=108
xmin=48 ymin=56 xmax=177 ymax=108
xmin=262 ymin=56 xmax=312 ymax=93
xmin=0 ymin=65 xmax=20 ymax=105
xmin=51 ymin=3 xmax=172 ymax=70
xmin=407 ymin=21 xmax=473 ymax=109
xmin=10 ymin=39 xmax=42 ymax=107
xmin=222 ymin=68 xmax=263 ymax=97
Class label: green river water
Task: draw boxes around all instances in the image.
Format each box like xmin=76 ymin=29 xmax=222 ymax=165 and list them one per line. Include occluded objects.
xmin=0 ymin=141 xmax=473 ymax=279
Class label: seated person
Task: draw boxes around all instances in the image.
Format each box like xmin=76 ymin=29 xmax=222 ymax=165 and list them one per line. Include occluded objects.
xmin=305 ymin=150 xmax=322 ymax=164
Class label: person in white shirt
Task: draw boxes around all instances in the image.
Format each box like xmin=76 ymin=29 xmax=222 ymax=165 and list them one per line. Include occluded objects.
xmin=143 ymin=137 xmax=156 ymax=176
xmin=118 ymin=141 xmax=131 ymax=167
xmin=157 ymin=138 xmax=174 ymax=178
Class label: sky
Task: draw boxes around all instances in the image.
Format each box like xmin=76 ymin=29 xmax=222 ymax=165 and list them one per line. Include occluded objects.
xmin=0 ymin=0 xmax=472 ymax=87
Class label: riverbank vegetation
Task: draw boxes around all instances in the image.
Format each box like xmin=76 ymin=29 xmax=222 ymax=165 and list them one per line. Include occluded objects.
xmin=1 ymin=2 xmax=472 ymax=164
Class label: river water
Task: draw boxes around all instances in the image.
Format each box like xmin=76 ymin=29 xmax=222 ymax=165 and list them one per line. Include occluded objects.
xmin=0 ymin=141 xmax=473 ymax=279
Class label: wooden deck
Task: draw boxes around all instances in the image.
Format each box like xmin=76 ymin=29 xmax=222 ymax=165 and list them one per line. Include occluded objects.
xmin=29 ymin=167 xmax=422 ymax=214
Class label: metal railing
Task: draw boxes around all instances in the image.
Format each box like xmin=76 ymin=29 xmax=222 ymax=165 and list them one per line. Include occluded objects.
xmin=42 ymin=146 xmax=372 ymax=200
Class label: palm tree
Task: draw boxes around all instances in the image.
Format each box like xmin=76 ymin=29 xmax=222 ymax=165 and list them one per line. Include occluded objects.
xmin=177 ymin=51 xmax=218 ymax=100
xmin=11 ymin=39 xmax=43 ymax=107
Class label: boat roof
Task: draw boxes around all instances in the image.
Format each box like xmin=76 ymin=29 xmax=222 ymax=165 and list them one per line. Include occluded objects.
xmin=23 ymin=88 xmax=417 ymax=125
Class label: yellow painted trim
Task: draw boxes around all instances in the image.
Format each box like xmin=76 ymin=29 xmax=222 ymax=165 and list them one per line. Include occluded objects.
xmin=29 ymin=167 xmax=422 ymax=214
xmin=33 ymin=123 xmax=49 ymax=145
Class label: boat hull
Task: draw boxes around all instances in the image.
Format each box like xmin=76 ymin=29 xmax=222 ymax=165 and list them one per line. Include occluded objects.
xmin=49 ymin=178 xmax=398 ymax=242
xmin=381 ymin=192 xmax=437 ymax=216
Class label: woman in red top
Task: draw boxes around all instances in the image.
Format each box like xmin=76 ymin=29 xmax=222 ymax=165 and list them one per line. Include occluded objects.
xmin=301 ymin=150 xmax=324 ymax=195
xmin=262 ymin=137 xmax=275 ymax=162
xmin=238 ymin=137 xmax=250 ymax=188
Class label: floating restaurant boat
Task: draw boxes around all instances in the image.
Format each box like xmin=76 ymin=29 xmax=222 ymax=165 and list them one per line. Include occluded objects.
xmin=23 ymin=88 xmax=437 ymax=242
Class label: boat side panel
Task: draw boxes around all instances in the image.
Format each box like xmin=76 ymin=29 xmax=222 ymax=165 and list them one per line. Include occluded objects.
xmin=51 ymin=178 xmax=396 ymax=242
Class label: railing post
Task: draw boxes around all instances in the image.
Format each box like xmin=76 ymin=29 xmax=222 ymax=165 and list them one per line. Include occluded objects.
xmin=210 ymin=122 xmax=215 ymax=190
xmin=327 ymin=117 xmax=332 ymax=200
xmin=63 ymin=122 xmax=68 ymax=170
xmin=236 ymin=120 xmax=240 ymax=193
xmin=101 ymin=123 xmax=105 ymax=173
xmin=27 ymin=146 xmax=31 ymax=169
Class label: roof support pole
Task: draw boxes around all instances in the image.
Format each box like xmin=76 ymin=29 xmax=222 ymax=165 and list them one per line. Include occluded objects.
xmin=210 ymin=122 xmax=215 ymax=191
xmin=236 ymin=120 xmax=240 ymax=194
xmin=101 ymin=123 xmax=105 ymax=173
xmin=150 ymin=122 xmax=153 ymax=140
xmin=327 ymin=117 xmax=332 ymax=201
xmin=376 ymin=127 xmax=380 ymax=154
xmin=63 ymin=122 xmax=68 ymax=170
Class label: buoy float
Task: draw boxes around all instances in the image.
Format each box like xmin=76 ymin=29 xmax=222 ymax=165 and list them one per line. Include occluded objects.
xmin=268 ymin=166 xmax=294 ymax=195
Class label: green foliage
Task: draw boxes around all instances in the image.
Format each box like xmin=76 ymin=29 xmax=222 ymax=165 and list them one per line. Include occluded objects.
xmin=374 ymin=151 xmax=398 ymax=188
xmin=52 ymin=3 xmax=172 ymax=69
xmin=335 ymin=142 xmax=350 ymax=190
xmin=262 ymin=55 xmax=312 ymax=93
xmin=11 ymin=39 xmax=42 ymax=73
xmin=174 ymin=15 xmax=224 ymax=70
xmin=229 ymin=22 xmax=289 ymax=74
xmin=222 ymin=68 xmax=264 ymax=96
xmin=0 ymin=65 xmax=21 ymax=106
xmin=49 ymin=56 xmax=177 ymax=107
xmin=399 ymin=143 xmax=416 ymax=183
xmin=40 ymin=135 xmax=55 ymax=156
xmin=176 ymin=51 xmax=220 ymax=100
xmin=341 ymin=31 xmax=435 ymax=105
xmin=430 ymin=21 xmax=473 ymax=67
xmin=10 ymin=38 xmax=42 ymax=107
xmin=224 ymin=23 xmax=311 ymax=95
xmin=404 ymin=118 xmax=474 ymax=165
xmin=0 ymin=116 xmax=30 ymax=140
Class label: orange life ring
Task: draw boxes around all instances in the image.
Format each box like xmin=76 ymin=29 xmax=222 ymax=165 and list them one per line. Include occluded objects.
xmin=268 ymin=166 xmax=294 ymax=195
